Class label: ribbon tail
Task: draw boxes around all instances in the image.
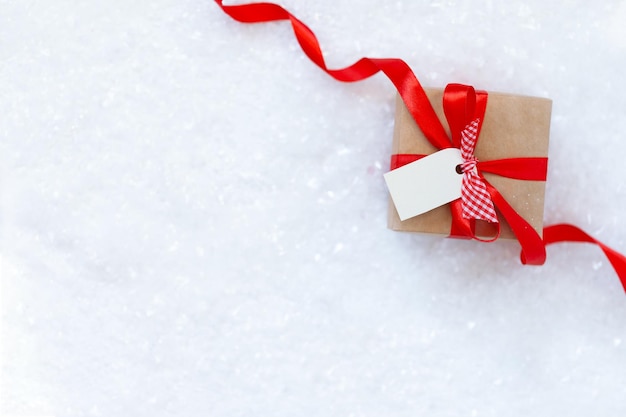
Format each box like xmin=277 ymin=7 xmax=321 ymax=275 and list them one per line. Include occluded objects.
xmin=483 ymin=180 xmax=546 ymax=265
xmin=544 ymin=224 xmax=626 ymax=292
xmin=214 ymin=0 xmax=452 ymax=150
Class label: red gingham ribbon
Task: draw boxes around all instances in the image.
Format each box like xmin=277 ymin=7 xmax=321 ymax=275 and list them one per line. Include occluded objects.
xmin=460 ymin=119 xmax=498 ymax=223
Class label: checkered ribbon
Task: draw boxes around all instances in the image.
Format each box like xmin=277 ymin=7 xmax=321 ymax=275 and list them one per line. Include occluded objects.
xmin=460 ymin=119 xmax=499 ymax=223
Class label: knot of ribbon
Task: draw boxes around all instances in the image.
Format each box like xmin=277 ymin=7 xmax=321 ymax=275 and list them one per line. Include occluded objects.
xmin=459 ymin=119 xmax=499 ymax=224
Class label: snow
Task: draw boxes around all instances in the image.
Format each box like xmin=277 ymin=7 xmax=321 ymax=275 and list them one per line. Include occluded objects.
xmin=2 ymin=0 xmax=626 ymax=416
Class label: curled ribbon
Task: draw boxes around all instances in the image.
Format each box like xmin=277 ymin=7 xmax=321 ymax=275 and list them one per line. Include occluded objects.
xmin=214 ymin=0 xmax=626 ymax=292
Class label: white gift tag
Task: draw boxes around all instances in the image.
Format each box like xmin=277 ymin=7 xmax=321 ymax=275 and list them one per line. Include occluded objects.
xmin=384 ymin=148 xmax=464 ymax=221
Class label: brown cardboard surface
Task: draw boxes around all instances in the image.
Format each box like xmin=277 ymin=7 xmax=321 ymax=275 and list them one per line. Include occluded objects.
xmin=388 ymin=88 xmax=552 ymax=239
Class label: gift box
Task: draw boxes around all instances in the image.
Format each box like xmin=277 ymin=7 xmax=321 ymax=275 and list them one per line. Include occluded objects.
xmin=387 ymin=88 xmax=552 ymax=240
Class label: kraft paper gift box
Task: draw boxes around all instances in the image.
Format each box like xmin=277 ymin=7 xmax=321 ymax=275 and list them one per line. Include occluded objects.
xmin=387 ymin=88 xmax=552 ymax=239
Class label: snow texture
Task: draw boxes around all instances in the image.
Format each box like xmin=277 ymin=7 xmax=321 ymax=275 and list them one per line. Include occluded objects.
xmin=2 ymin=0 xmax=626 ymax=416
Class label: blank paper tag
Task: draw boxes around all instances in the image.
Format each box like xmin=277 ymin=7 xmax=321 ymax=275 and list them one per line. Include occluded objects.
xmin=384 ymin=148 xmax=464 ymax=221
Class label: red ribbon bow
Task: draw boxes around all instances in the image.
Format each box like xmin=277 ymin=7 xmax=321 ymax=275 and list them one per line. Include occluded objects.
xmin=214 ymin=0 xmax=626 ymax=292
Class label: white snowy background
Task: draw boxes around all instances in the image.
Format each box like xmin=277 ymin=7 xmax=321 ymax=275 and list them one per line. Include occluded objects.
xmin=2 ymin=0 xmax=626 ymax=416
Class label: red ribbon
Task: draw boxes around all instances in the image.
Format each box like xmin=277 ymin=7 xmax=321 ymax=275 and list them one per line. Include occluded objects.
xmin=214 ymin=0 xmax=626 ymax=292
